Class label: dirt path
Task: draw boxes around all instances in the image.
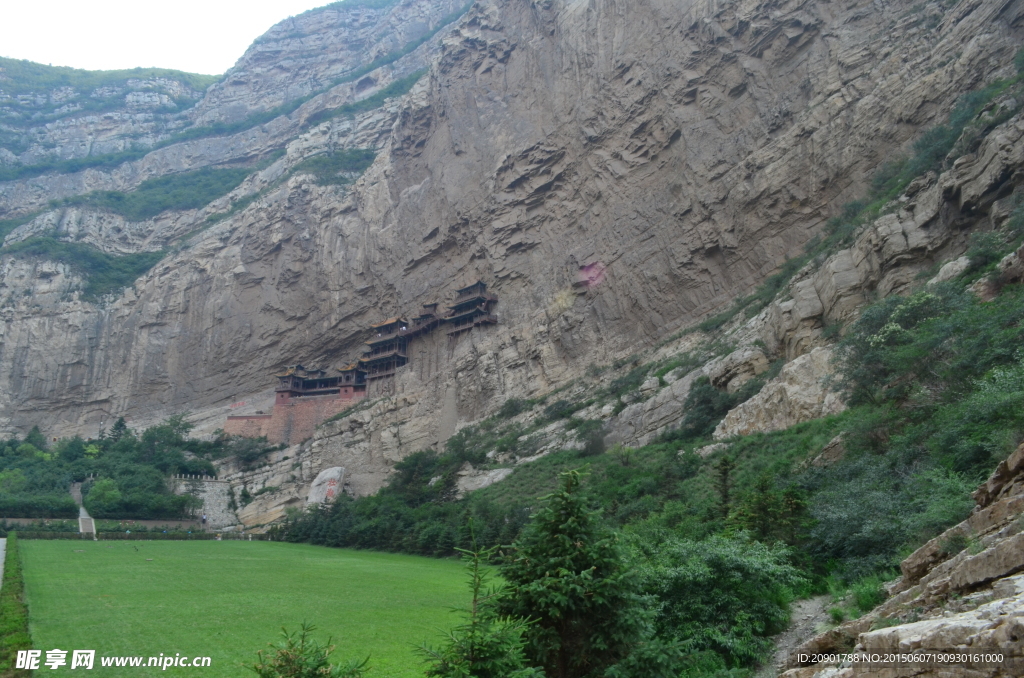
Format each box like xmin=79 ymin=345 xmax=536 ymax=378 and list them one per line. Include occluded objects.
xmin=755 ymin=595 xmax=831 ymax=678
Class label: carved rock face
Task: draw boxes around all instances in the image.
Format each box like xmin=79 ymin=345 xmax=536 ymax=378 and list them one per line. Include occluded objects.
xmin=306 ymin=466 xmax=346 ymax=506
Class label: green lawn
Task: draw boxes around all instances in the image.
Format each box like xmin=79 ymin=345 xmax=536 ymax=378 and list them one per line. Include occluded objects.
xmin=20 ymin=540 xmax=467 ymax=677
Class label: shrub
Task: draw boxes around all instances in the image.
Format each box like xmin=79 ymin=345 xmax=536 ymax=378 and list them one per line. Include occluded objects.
xmin=850 ymin=576 xmax=887 ymax=614
xmin=0 ymin=494 xmax=79 ymax=519
xmin=251 ymin=623 xmax=368 ymax=678
xmin=966 ymin=231 xmax=1006 ymax=274
xmin=574 ymin=419 xmax=607 ymax=457
xmin=937 ymin=532 xmax=969 ymax=556
xmin=497 ymin=398 xmax=535 ymax=419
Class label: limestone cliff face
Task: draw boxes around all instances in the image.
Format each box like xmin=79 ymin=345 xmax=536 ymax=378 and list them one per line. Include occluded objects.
xmin=192 ymin=0 xmax=468 ymax=124
xmin=0 ymin=76 xmax=204 ymax=166
xmin=0 ymin=0 xmax=1021 ymax=464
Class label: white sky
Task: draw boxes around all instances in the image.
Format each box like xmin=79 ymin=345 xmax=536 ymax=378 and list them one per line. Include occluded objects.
xmin=0 ymin=0 xmax=338 ymax=76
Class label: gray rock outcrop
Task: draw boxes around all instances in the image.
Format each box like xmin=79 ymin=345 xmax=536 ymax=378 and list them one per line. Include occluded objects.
xmin=713 ymin=347 xmax=844 ymax=440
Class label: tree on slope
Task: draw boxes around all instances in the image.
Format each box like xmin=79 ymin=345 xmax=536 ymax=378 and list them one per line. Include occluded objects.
xmin=420 ymin=543 xmax=543 ymax=678
xmin=497 ymin=470 xmax=672 ymax=678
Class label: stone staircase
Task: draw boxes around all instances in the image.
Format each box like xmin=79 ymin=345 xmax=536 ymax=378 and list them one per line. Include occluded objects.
xmin=69 ymin=483 xmax=96 ymax=539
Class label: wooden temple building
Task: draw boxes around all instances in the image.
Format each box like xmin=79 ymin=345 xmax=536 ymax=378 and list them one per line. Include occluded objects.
xmin=225 ymin=282 xmax=499 ymax=445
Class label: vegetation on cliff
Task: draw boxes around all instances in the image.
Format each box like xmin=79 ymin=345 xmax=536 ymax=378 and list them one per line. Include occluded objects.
xmin=0 ymin=57 xmax=217 ymax=97
xmin=54 ymin=166 xmax=253 ymax=221
xmin=0 ymin=237 xmax=167 ymax=300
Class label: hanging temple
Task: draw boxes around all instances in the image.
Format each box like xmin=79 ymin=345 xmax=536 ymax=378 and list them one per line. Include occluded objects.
xmin=223 ymin=281 xmax=498 ymax=444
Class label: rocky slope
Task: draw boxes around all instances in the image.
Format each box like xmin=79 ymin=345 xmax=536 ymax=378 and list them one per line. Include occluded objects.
xmin=780 ymin=443 xmax=1024 ymax=678
xmin=0 ymin=0 xmax=1022 ymax=494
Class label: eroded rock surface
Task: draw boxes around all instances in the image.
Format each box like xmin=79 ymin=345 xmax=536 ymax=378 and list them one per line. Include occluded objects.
xmin=0 ymin=0 xmax=1022 ymax=507
xmin=713 ymin=347 xmax=844 ymax=440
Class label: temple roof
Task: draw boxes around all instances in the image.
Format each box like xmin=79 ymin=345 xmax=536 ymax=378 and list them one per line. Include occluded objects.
xmin=454 ymin=280 xmax=486 ymax=294
xmin=370 ymin=317 xmax=407 ymax=328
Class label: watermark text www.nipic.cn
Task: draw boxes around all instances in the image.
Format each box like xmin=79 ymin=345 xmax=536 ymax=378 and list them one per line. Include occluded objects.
xmin=16 ymin=650 xmax=212 ymax=670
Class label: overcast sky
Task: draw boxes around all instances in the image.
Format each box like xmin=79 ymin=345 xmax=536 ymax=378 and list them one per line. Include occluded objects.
xmin=0 ymin=0 xmax=336 ymax=75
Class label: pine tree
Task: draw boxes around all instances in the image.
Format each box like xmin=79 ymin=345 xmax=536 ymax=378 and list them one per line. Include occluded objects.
xmin=420 ymin=543 xmax=543 ymax=678
xmin=250 ymin=623 xmax=367 ymax=678
xmin=109 ymin=417 xmax=129 ymax=442
xmin=713 ymin=456 xmax=736 ymax=519
xmin=496 ymin=470 xmax=650 ymax=678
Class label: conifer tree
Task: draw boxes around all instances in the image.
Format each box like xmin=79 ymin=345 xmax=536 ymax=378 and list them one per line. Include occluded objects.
xmin=497 ymin=470 xmax=651 ymax=678
xmin=420 ymin=543 xmax=543 ymax=678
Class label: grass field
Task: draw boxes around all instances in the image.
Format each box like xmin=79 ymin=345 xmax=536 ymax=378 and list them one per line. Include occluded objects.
xmin=20 ymin=540 xmax=467 ymax=677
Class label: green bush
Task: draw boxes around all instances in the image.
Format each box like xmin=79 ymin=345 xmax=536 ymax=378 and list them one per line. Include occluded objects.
xmin=632 ymin=535 xmax=804 ymax=667
xmin=0 ymin=533 xmax=32 ymax=677
xmin=0 ymin=494 xmax=79 ymax=519
xmin=251 ymin=623 xmax=368 ymax=678
xmin=850 ymin=576 xmax=887 ymax=614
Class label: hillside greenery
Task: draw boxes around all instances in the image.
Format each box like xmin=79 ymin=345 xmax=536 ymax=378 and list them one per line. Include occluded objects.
xmin=0 ymin=58 xmax=215 ymax=131
xmin=0 ymin=162 xmax=277 ymax=300
xmin=0 ymin=1 xmax=463 ymax=183
xmin=55 ymin=166 xmax=253 ymax=221
xmin=291 ymin=148 xmax=377 ymax=185
xmin=0 ymin=57 xmax=218 ymax=96
xmin=0 ymin=416 xmax=277 ymax=520
xmin=0 ymin=238 xmax=166 ymax=300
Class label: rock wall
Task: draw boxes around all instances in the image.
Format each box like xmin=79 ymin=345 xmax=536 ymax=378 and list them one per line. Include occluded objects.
xmin=0 ymin=0 xmax=1021 ymax=477
xmin=224 ymin=391 xmax=364 ymax=445
xmin=169 ymin=478 xmax=237 ymax=530
xmin=220 ymin=81 xmax=1024 ymax=503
